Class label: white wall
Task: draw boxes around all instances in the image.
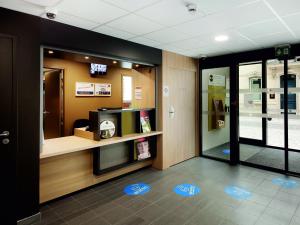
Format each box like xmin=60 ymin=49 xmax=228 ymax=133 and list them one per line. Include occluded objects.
xmin=202 ymin=67 xmax=230 ymax=151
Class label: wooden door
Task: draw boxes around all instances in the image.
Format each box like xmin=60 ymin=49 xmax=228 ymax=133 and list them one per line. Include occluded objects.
xmin=44 ymin=70 xmax=61 ymax=139
xmin=165 ymin=68 xmax=196 ymax=166
xmin=0 ymin=35 xmax=16 ymax=224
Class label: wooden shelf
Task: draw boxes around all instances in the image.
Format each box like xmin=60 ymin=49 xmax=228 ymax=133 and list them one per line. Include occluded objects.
xmin=40 ymin=131 xmax=162 ymax=159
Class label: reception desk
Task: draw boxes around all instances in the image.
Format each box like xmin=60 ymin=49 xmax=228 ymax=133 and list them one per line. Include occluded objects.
xmin=40 ymin=131 xmax=162 ymax=203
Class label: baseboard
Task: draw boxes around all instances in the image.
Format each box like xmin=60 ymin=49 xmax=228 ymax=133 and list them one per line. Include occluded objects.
xmin=17 ymin=212 xmax=41 ymax=225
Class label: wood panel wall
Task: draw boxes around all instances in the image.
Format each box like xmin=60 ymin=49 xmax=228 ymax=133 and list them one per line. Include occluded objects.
xmin=40 ymin=150 xmax=152 ymax=203
xmin=44 ymin=58 xmax=155 ymax=136
xmin=153 ymin=51 xmax=199 ymax=169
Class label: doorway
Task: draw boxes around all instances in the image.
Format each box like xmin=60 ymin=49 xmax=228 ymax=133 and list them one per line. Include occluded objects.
xmin=43 ymin=68 xmax=64 ymax=139
xmin=239 ymin=57 xmax=300 ymax=175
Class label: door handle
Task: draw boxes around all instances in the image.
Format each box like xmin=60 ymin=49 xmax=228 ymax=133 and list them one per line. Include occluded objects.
xmin=0 ymin=131 xmax=9 ymax=137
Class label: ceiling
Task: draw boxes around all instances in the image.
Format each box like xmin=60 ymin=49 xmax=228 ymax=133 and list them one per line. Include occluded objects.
xmin=1 ymin=0 xmax=300 ymax=58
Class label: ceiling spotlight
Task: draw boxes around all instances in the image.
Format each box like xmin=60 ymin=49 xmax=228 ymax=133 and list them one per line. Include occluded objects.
xmin=113 ymin=60 xmax=117 ymax=64
xmin=48 ymin=50 xmax=54 ymax=54
xmin=84 ymin=56 xmax=89 ymax=59
xmin=135 ymin=64 xmax=140 ymax=68
xmin=215 ymin=35 xmax=229 ymax=42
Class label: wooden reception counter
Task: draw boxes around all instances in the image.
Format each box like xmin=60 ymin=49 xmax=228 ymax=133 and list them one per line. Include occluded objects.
xmin=40 ymin=131 xmax=162 ymax=203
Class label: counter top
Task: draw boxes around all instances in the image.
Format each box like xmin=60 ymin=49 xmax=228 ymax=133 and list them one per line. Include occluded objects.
xmin=40 ymin=131 xmax=163 ymax=159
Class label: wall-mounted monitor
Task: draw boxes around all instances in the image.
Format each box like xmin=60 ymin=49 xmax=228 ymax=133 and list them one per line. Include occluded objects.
xmin=90 ymin=63 xmax=107 ymax=76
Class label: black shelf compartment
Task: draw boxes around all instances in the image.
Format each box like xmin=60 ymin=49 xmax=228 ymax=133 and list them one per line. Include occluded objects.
xmin=93 ymin=136 xmax=157 ymax=176
xmin=89 ymin=108 xmax=156 ymax=141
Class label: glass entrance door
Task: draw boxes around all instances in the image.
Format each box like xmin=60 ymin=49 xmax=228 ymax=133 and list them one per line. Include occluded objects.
xmin=288 ymin=57 xmax=300 ymax=174
xmin=239 ymin=60 xmax=286 ymax=171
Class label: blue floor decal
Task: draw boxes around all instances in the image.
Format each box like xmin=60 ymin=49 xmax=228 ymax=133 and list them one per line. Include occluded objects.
xmin=173 ymin=184 xmax=201 ymax=197
xmin=224 ymin=186 xmax=252 ymax=200
xmin=272 ymin=178 xmax=299 ymax=189
xmin=124 ymin=183 xmax=151 ymax=196
xmin=223 ymin=149 xmax=230 ymax=155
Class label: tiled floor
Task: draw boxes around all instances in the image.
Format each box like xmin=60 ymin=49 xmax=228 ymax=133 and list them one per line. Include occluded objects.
xmin=39 ymin=157 xmax=300 ymax=225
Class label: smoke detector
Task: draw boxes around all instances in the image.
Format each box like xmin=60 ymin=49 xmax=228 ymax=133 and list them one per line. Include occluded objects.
xmin=186 ymin=3 xmax=197 ymax=14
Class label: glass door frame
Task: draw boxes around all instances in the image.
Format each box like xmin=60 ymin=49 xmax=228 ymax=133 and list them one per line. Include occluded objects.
xmin=239 ymin=57 xmax=300 ymax=176
xmin=238 ymin=61 xmax=267 ymax=147
xmin=199 ymin=65 xmax=239 ymax=165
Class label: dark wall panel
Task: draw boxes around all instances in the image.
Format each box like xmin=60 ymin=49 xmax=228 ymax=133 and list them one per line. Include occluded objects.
xmin=40 ymin=19 xmax=162 ymax=65
xmin=0 ymin=6 xmax=162 ymax=223
xmin=0 ymin=8 xmax=40 ymax=222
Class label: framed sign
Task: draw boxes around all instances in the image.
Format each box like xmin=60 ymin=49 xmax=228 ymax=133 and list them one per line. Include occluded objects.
xmin=135 ymin=86 xmax=142 ymax=100
xmin=75 ymin=82 xmax=94 ymax=96
xmin=95 ymin=83 xmax=111 ymax=96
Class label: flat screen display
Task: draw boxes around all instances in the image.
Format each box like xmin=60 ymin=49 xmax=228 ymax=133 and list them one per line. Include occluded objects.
xmin=90 ymin=63 xmax=107 ymax=75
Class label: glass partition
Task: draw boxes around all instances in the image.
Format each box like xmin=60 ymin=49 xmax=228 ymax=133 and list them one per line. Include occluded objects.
xmin=202 ymin=67 xmax=230 ymax=160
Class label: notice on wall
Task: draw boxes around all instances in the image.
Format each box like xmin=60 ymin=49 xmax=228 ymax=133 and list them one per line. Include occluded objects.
xmin=163 ymin=85 xmax=169 ymax=97
xmin=135 ymin=86 xmax=142 ymax=100
xmin=75 ymin=82 xmax=94 ymax=96
xmin=95 ymin=83 xmax=111 ymax=96
xmin=208 ymin=74 xmax=226 ymax=131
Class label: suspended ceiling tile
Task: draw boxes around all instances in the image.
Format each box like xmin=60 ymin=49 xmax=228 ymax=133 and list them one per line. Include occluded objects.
xmin=252 ymin=31 xmax=297 ymax=48
xmin=93 ymin=25 xmax=136 ymax=40
xmin=0 ymin=0 xmax=44 ymax=15
xmin=143 ymin=27 xmax=190 ymax=44
xmin=237 ymin=19 xmax=289 ymax=39
xmin=196 ymin=0 xmax=260 ymax=15
xmin=41 ymin=12 xmax=99 ymax=30
xmin=106 ymin=14 xmax=163 ymax=35
xmin=128 ymin=36 xmax=161 ymax=47
xmin=265 ymin=0 xmax=300 ymax=17
xmin=135 ymin=0 xmax=205 ymax=26
xmin=23 ymin=0 xmax=61 ymax=7
xmin=102 ymin=0 xmax=162 ymax=12
xmin=56 ymin=0 xmax=128 ymax=24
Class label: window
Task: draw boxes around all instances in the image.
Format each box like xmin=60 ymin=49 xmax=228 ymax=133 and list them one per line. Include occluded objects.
xmin=122 ymin=76 xmax=132 ymax=104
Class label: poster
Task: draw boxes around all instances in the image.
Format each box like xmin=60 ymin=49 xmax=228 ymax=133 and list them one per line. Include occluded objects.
xmin=135 ymin=86 xmax=142 ymax=100
xmin=75 ymin=82 xmax=94 ymax=96
xmin=95 ymin=83 xmax=111 ymax=96
xmin=208 ymin=74 xmax=226 ymax=131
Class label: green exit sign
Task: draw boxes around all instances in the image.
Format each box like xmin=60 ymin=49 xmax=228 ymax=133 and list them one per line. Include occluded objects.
xmin=275 ymin=44 xmax=291 ymax=58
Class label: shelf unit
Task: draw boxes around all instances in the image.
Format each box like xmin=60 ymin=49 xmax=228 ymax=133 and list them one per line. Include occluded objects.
xmin=87 ymin=108 xmax=157 ymax=175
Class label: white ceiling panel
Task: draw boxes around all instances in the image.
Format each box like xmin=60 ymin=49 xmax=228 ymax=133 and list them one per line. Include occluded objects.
xmin=135 ymin=0 xmax=205 ymax=26
xmin=1 ymin=0 xmax=300 ymax=57
xmin=23 ymin=0 xmax=61 ymax=7
xmin=93 ymin=25 xmax=136 ymax=40
xmin=128 ymin=36 xmax=161 ymax=47
xmin=143 ymin=28 xmax=190 ymax=44
xmin=102 ymin=0 xmax=162 ymax=12
xmin=252 ymin=31 xmax=297 ymax=47
xmin=41 ymin=11 xmax=99 ymax=30
xmin=238 ymin=19 xmax=288 ymax=39
xmin=195 ymin=0 xmax=259 ymax=15
xmin=170 ymin=37 xmax=208 ymax=50
xmin=0 ymin=0 xmax=44 ymax=15
xmin=265 ymin=0 xmax=300 ymax=17
xmin=106 ymin=14 xmax=163 ymax=35
xmin=282 ymin=13 xmax=300 ymax=36
xmin=56 ymin=0 xmax=128 ymax=24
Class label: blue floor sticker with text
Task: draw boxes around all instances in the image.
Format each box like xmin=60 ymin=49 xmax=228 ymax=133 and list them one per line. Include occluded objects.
xmin=224 ymin=186 xmax=252 ymax=200
xmin=272 ymin=178 xmax=299 ymax=189
xmin=223 ymin=149 xmax=230 ymax=155
xmin=173 ymin=184 xmax=201 ymax=197
xmin=124 ymin=183 xmax=151 ymax=196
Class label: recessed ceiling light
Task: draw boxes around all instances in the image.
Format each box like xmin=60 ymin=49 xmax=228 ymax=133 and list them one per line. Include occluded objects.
xmin=48 ymin=50 xmax=54 ymax=54
xmin=113 ymin=60 xmax=117 ymax=64
xmin=135 ymin=64 xmax=140 ymax=68
xmin=214 ymin=35 xmax=229 ymax=42
xmin=84 ymin=56 xmax=89 ymax=59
